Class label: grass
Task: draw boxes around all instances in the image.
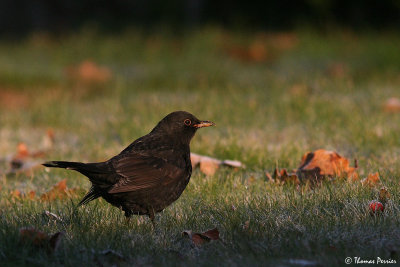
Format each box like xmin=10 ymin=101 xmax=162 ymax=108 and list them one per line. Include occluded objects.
xmin=1 ymin=28 xmax=400 ymax=266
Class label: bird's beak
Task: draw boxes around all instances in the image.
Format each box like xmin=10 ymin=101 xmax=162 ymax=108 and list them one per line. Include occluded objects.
xmin=193 ymin=120 xmax=215 ymax=128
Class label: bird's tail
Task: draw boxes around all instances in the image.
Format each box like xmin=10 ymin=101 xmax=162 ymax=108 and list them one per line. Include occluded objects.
xmin=43 ymin=161 xmax=88 ymax=171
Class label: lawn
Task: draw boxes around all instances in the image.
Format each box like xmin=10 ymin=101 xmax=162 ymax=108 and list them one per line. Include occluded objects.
xmin=0 ymin=28 xmax=400 ymax=266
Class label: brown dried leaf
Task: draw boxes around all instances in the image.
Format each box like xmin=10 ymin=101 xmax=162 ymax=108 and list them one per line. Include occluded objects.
xmin=190 ymin=153 xmax=244 ymax=176
xmin=327 ymin=62 xmax=348 ymax=78
xmin=66 ymin=60 xmax=112 ymax=83
xmin=41 ymin=179 xmax=77 ymax=201
xmin=10 ymin=189 xmax=35 ymax=201
xmin=297 ymin=149 xmax=358 ymax=182
xmin=378 ymin=187 xmax=390 ymax=204
xmin=0 ymin=90 xmax=29 ymax=110
xmin=384 ymin=97 xmax=400 ymax=113
xmin=11 ymin=189 xmax=21 ymax=199
xmin=19 ymin=228 xmax=63 ymax=253
xmin=223 ymin=33 xmax=297 ymax=63
xmin=199 ymin=160 xmax=220 ymax=176
xmin=361 ymin=172 xmax=381 ymax=187
xmin=248 ymin=40 xmax=268 ymax=62
xmin=273 ymin=168 xmax=300 ymax=185
xmin=190 ymin=153 xmax=202 ymax=168
xmin=16 ymin=143 xmax=29 ymax=159
xmin=265 ymin=171 xmax=274 ymax=182
xmin=183 ymin=228 xmax=220 ymax=246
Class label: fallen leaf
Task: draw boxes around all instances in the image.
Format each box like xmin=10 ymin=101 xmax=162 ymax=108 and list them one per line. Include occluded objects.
xmin=0 ymin=90 xmax=30 ymax=110
xmin=378 ymin=187 xmax=390 ymax=204
xmin=190 ymin=153 xmax=244 ymax=176
xmin=273 ymin=168 xmax=300 ymax=185
xmin=183 ymin=228 xmax=220 ymax=246
xmin=16 ymin=143 xmax=29 ymax=159
xmin=190 ymin=153 xmax=202 ymax=168
xmin=43 ymin=211 xmax=63 ymax=222
xmin=65 ymin=60 xmax=112 ymax=83
xmin=265 ymin=171 xmax=274 ymax=182
xmin=327 ymin=62 xmax=348 ymax=78
xmin=4 ymin=135 xmax=52 ymax=175
xmin=248 ymin=39 xmax=268 ymax=62
xmin=41 ymin=179 xmax=77 ymax=201
xmin=19 ymin=228 xmax=63 ymax=253
xmin=297 ymin=149 xmax=358 ymax=182
xmin=384 ymin=97 xmax=400 ymax=113
xmin=223 ymin=33 xmax=297 ymax=63
xmin=95 ymin=249 xmax=126 ymax=267
xmin=361 ymin=172 xmax=380 ymax=187
xmin=10 ymin=189 xmax=21 ymax=199
xmin=9 ymin=189 xmax=35 ymax=200
xmin=27 ymin=190 xmax=36 ymax=200
xmin=200 ymin=160 xmax=220 ymax=176
xmin=42 ymin=128 xmax=55 ymax=150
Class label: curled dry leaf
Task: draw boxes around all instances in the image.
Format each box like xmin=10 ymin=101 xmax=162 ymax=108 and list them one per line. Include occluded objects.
xmin=297 ymin=149 xmax=358 ymax=182
xmin=40 ymin=179 xmax=77 ymax=201
xmin=43 ymin=211 xmax=63 ymax=222
xmin=190 ymin=153 xmax=244 ymax=176
xmin=19 ymin=228 xmax=64 ymax=253
xmin=273 ymin=168 xmax=300 ymax=185
xmin=183 ymin=228 xmax=220 ymax=246
xmin=384 ymin=97 xmax=400 ymax=113
xmin=378 ymin=187 xmax=390 ymax=204
xmin=361 ymin=172 xmax=381 ymax=187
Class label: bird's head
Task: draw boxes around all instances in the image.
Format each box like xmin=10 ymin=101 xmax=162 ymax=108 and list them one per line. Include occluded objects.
xmin=151 ymin=111 xmax=215 ymax=144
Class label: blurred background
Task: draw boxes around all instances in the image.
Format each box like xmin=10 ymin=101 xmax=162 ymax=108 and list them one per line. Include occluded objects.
xmin=1 ymin=0 xmax=400 ymax=34
xmin=0 ymin=0 xmax=400 ymax=171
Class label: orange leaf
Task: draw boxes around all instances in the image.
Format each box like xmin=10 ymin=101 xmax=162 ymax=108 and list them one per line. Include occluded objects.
xmin=66 ymin=60 xmax=112 ymax=83
xmin=16 ymin=143 xmax=29 ymax=158
xmin=11 ymin=189 xmax=21 ymax=199
xmin=40 ymin=179 xmax=76 ymax=201
xmin=183 ymin=228 xmax=220 ymax=246
xmin=10 ymin=189 xmax=36 ymax=200
xmin=384 ymin=97 xmax=400 ymax=113
xmin=361 ymin=172 xmax=380 ymax=187
xmin=190 ymin=153 xmax=244 ymax=176
xmin=297 ymin=149 xmax=358 ymax=182
xmin=199 ymin=160 xmax=219 ymax=176
xmin=273 ymin=168 xmax=300 ymax=185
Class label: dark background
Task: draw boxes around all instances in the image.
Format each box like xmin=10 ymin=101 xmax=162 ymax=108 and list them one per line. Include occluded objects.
xmin=1 ymin=0 xmax=399 ymax=35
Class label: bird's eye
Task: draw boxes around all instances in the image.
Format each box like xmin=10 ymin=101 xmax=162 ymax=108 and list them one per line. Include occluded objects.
xmin=184 ymin=119 xmax=191 ymax=126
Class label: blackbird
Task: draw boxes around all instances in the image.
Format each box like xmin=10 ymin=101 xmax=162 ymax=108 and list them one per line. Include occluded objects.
xmin=43 ymin=111 xmax=214 ymax=224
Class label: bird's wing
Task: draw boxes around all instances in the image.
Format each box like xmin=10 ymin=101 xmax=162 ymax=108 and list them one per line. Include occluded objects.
xmin=108 ymin=152 xmax=185 ymax=194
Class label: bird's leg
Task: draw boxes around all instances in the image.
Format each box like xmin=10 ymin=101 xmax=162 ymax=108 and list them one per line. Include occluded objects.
xmin=125 ymin=216 xmax=131 ymax=226
xmin=124 ymin=210 xmax=132 ymax=227
xmin=149 ymin=209 xmax=156 ymax=229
